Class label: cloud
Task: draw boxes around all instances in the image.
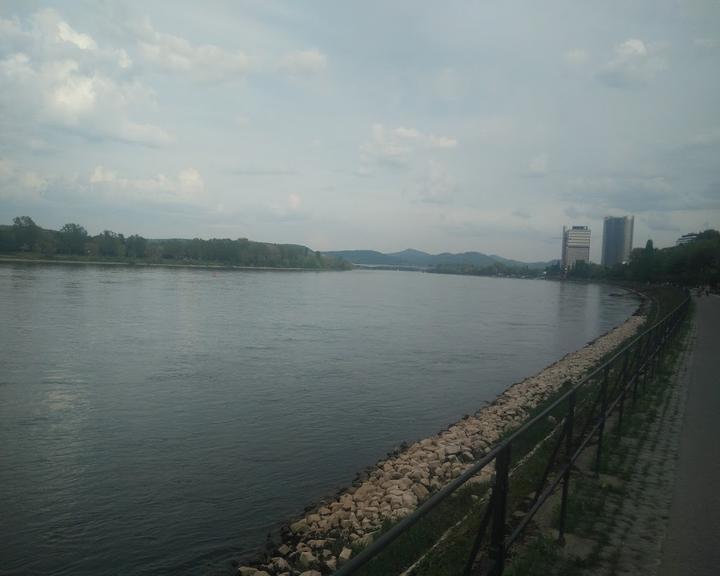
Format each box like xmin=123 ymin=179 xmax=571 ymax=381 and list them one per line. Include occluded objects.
xmin=563 ymin=173 xmax=720 ymax=214
xmin=685 ymin=127 xmax=720 ymax=148
xmin=56 ymin=20 xmax=97 ymax=51
xmin=527 ymin=154 xmax=549 ymax=176
xmin=264 ymin=193 xmax=308 ymax=222
xmin=597 ymin=38 xmax=666 ymax=87
xmin=416 ymin=160 xmax=457 ymax=204
xmin=136 ymin=21 xmax=249 ymax=81
xmin=0 ymin=158 xmax=48 ymax=200
xmin=279 ymin=49 xmax=327 ymax=76
xmin=694 ymin=38 xmax=718 ymax=49
xmin=0 ymin=54 xmax=172 ymax=145
xmin=287 ymin=193 xmax=301 ymax=210
xmin=89 ymin=166 xmax=205 ymax=204
xmin=0 ymin=10 xmax=171 ymax=146
xmin=512 ymin=209 xmax=531 ymax=219
xmin=644 ymin=212 xmax=682 ymax=232
xmin=432 ymin=67 xmax=463 ymax=100
xmin=360 ymin=124 xmax=457 ymax=166
xmin=563 ymin=49 xmax=588 ymax=65
xmin=231 ymin=167 xmax=296 ymax=176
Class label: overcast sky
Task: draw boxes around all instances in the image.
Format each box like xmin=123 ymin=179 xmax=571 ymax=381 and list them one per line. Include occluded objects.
xmin=1 ymin=1 xmax=719 ymax=261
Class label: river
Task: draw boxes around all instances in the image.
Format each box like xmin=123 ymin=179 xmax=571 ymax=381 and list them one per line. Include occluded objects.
xmin=0 ymin=264 xmax=638 ymax=575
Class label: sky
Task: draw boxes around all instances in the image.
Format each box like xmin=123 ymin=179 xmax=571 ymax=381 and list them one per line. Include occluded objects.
xmin=1 ymin=1 xmax=719 ymax=262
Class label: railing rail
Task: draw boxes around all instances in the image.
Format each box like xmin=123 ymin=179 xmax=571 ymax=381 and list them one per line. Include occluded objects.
xmin=335 ymin=292 xmax=690 ymax=576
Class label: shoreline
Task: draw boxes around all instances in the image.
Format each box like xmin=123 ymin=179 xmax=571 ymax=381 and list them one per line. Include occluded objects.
xmin=0 ymin=256 xmax=341 ymax=273
xmin=238 ymin=299 xmax=646 ymax=575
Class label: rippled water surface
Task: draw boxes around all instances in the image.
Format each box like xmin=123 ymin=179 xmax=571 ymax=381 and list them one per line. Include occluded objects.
xmin=0 ymin=265 xmax=639 ymax=575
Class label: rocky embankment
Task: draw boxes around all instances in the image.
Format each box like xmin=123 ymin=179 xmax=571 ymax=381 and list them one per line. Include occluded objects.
xmin=238 ymin=313 xmax=646 ymax=576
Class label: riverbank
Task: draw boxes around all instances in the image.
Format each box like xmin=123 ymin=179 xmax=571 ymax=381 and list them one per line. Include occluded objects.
xmin=0 ymin=255 xmax=340 ymax=272
xmin=237 ymin=304 xmax=646 ymax=575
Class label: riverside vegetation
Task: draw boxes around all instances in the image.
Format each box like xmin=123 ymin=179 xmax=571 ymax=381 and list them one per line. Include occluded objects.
xmin=236 ymin=309 xmax=647 ymax=576
xmin=0 ymin=216 xmax=350 ymax=270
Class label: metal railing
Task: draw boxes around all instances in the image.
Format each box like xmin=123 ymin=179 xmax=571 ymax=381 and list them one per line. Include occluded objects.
xmin=335 ymin=293 xmax=690 ymax=576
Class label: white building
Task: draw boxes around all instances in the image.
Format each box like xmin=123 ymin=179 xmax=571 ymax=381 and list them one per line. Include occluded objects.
xmin=676 ymin=233 xmax=698 ymax=246
xmin=562 ymin=225 xmax=591 ymax=270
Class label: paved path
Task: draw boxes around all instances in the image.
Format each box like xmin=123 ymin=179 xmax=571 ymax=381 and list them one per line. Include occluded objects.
xmin=576 ymin=321 xmax=690 ymax=576
xmin=659 ymin=295 xmax=720 ymax=576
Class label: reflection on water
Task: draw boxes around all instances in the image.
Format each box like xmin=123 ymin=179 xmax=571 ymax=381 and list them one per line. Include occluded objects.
xmin=0 ymin=265 xmax=639 ymax=576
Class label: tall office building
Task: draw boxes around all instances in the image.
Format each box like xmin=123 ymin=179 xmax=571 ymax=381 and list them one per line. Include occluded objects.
xmin=562 ymin=225 xmax=591 ymax=269
xmin=601 ymin=216 xmax=634 ymax=266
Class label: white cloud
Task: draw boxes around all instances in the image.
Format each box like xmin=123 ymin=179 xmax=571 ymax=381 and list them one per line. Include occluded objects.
xmin=432 ymin=67 xmax=463 ymax=100
xmin=56 ymin=20 xmax=97 ymax=51
xmin=287 ymin=193 xmax=302 ymax=210
xmin=89 ymin=166 xmax=205 ymax=204
xmin=0 ymin=10 xmax=171 ymax=146
xmin=0 ymin=158 xmax=48 ymax=200
xmin=528 ymin=154 xmax=549 ymax=176
xmin=598 ymin=38 xmax=666 ymax=87
xmin=137 ymin=21 xmax=250 ymax=81
xmin=47 ymin=61 xmax=97 ymax=120
xmin=564 ymin=49 xmax=588 ymax=65
xmin=1 ymin=54 xmax=171 ymax=145
xmin=116 ymin=49 xmax=132 ymax=69
xmin=417 ymin=160 xmax=457 ymax=204
xmin=360 ymin=124 xmax=457 ymax=166
xmin=279 ymin=49 xmax=327 ymax=76
xmin=117 ymin=122 xmax=173 ymax=146
xmin=266 ymin=193 xmax=307 ymax=221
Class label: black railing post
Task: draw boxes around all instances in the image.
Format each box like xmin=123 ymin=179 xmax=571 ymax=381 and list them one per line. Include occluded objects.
xmin=632 ymin=336 xmax=642 ymax=406
xmin=558 ymin=391 xmax=576 ymax=544
xmin=616 ymin=351 xmax=628 ymax=434
xmin=489 ymin=445 xmax=511 ymax=575
xmin=653 ymin=324 xmax=661 ymax=381
xmin=595 ymin=366 xmax=609 ymax=477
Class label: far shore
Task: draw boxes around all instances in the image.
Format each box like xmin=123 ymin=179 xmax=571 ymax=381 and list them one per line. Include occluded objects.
xmin=0 ymin=255 xmax=339 ymax=272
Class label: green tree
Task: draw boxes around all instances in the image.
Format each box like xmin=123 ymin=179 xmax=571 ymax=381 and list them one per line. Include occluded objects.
xmin=125 ymin=234 xmax=147 ymax=258
xmin=97 ymin=230 xmax=125 ymax=257
xmin=58 ymin=223 xmax=88 ymax=255
xmin=12 ymin=216 xmax=40 ymax=251
xmin=0 ymin=226 xmax=16 ymax=252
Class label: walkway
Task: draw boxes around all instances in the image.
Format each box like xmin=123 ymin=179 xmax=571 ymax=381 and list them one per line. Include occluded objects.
xmin=659 ymin=295 xmax=720 ymax=575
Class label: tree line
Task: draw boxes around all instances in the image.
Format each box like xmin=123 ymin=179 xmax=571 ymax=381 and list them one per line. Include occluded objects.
xmin=429 ymin=261 xmax=544 ymax=278
xmin=0 ymin=216 xmax=350 ymax=270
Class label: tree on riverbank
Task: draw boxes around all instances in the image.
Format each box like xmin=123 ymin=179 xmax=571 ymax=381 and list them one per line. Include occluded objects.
xmin=0 ymin=216 xmax=350 ymax=270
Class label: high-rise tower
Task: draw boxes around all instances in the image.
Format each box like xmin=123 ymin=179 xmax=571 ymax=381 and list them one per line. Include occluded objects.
xmin=601 ymin=216 xmax=634 ymax=266
xmin=562 ymin=225 xmax=591 ymax=270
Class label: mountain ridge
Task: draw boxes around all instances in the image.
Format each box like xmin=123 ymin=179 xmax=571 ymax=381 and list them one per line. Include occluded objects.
xmin=323 ymin=249 xmax=554 ymax=270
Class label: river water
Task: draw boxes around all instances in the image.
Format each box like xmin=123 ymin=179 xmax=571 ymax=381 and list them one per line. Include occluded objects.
xmin=0 ymin=264 xmax=638 ymax=575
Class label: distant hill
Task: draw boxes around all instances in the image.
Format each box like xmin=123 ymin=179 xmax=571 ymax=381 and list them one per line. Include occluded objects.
xmin=325 ymin=249 xmax=554 ymax=270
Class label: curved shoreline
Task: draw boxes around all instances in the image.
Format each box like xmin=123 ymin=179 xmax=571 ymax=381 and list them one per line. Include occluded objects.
xmin=238 ymin=303 xmax=647 ymax=575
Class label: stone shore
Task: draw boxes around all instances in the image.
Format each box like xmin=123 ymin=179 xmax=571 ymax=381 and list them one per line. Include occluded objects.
xmin=238 ymin=312 xmax=646 ymax=576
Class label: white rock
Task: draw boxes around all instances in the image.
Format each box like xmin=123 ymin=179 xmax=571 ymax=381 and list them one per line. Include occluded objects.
xmin=298 ymin=550 xmax=317 ymax=568
xmin=339 ymin=546 xmax=352 ymax=564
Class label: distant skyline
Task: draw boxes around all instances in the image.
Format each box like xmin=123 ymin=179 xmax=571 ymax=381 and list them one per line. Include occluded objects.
xmin=1 ymin=1 xmax=719 ymax=262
